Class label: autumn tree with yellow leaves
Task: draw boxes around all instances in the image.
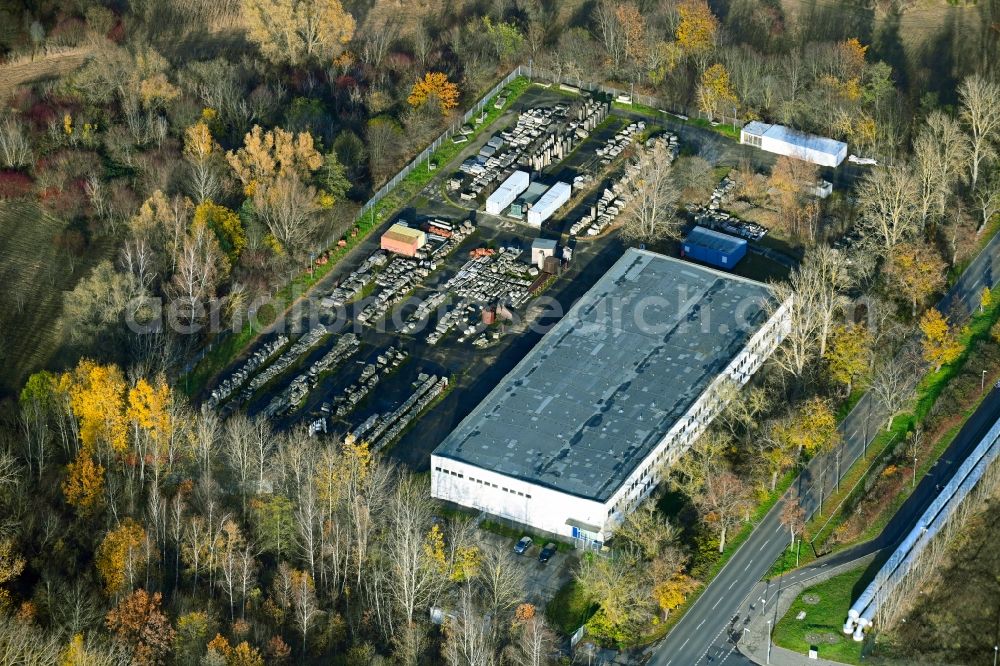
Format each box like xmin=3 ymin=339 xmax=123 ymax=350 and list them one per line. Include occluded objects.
xmin=824 ymin=323 xmax=873 ymax=395
xmin=885 ymin=242 xmax=947 ymax=316
xmin=407 ymin=72 xmax=460 ymax=114
xmin=242 ymin=0 xmax=355 ymax=67
xmin=227 ymin=125 xmax=323 ymax=198
xmin=61 ymin=360 xmax=128 ymax=456
xmin=96 ymin=519 xmax=149 ymax=597
xmin=0 ymin=538 xmax=25 ymax=614
xmin=193 ymin=201 xmax=246 ymax=263
xmin=62 ymin=452 xmax=106 ymax=515
xmin=697 ymin=63 xmax=738 ymax=122
xmin=774 ymin=397 xmax=840 ymax=458
xmin=675 ymin=0 xmax=719 ymax=70
xmin=183 ymin=121 xmax=223 ymax=203
xmin=920 ymin=308 xmax=963 ymax=371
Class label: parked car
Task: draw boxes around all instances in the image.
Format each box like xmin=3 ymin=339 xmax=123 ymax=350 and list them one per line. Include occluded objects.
xmin=514 ymin=536 xmax=533 ymax=555
xmin=538 ymin=543 xmax=557 ymax=563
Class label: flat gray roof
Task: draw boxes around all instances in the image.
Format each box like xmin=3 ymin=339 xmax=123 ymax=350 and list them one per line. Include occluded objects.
xmin=433 ymin=248 xmax=777 ymax=502
xmin=532 ymin=238 xmax=558 ymax=250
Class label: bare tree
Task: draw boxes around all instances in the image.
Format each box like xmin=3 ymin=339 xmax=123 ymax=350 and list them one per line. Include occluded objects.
xmin=695 ymin=470 xmax=753 ymax=552
xmin=505 ymin=615 xmax=557 ymax=666
xmin=0 ymin=115 xmax=32 ymax=168
xmin=912 ymin=111 xmax=971 ymax=219
xmin=441 ymin=587 xmax=501 ymax=666
xmin=779 ymin=495 xmax=806 ymax=545
xmin=594 ymin=0 xmax=627 ymax=73
xmin=801 ymin=247 xmax=851 ymax=357
xmin=475 ymin=543 xmax=526 ymax=643
xmin=291 ymin=568 xmax=323 ymax=654
xmin=360 ymin=15 xmax=400 ymax=75
xmin=855 ymin=165 xmax=921 ymax=256
xmin=869 ymin=352 xmax=918 ymax=431
xmin=767 ymin=279 xmax=818 ymax=378
xmin=974 ymin=173 xmax=1000 ymax=234
xmin=619 ymin=139 xmax=681 ymax=244
xmin=384 ymin=474 xmax=448 ymax=649
xmin=253 ymin=175 xmax=323 ymax=265
xmin=193 ymin=411 xmax=220 ymax=475
xmin=958 ymin=74 xmax=1000 ymax=189
xmin=224 ymin=413 xmax=256 ymax=512
xmin=167 ymin=222 xmax=227 ymax=329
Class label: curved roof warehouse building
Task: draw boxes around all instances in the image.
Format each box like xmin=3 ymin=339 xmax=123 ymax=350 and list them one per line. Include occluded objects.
xmin=431 ymin=248 xmax=791 ymax=546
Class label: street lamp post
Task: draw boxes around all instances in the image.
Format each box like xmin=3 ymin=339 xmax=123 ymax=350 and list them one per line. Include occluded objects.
xmin=862 ymin=396 xmax=870 ymax=458
xmin=984 ymin=370 xmax=988 ymax=394
xmin=993 ymin=645 xmax=997 ymax=666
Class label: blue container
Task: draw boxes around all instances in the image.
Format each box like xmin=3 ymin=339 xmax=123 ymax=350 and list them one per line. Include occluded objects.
xmin=681 ymin=226 xmax=747 ymax=270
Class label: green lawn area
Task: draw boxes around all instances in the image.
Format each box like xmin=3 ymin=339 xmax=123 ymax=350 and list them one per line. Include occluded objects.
xmin=772 ymin=565 xmax=873 ymax=664
xmin=611 ymin=99 xmax=741 ymax=140
xmin=546 ymin=579 xmax=598 ymax=636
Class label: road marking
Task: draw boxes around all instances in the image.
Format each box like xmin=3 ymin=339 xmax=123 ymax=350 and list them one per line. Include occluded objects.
xmin=712 ymin=597 xmax=722 ymax=609
xmin=775 ymin=522 xmax=784 ymax=533
xmin=729 ymin=580 xmax=737 ymax=590
xmin=697 ymin=619 xmax=705 ymax=630
xmin=744 ymin=561 xmax=753 ymax=572
xmin=681 ymin=638 xmax=690 ymax=650
xmin=759 ymin=540 xmax=769 ymax=551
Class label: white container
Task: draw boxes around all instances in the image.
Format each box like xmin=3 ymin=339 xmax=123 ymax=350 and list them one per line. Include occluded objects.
xmin=527 ymin=182 xmax=571 ymax=227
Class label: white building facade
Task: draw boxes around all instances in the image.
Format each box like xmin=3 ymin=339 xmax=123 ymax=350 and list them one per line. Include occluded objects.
xmin=740 ymin=121 xmax=848 ymax=167
xmin=431 ymin=250 xmax=792 ymax=546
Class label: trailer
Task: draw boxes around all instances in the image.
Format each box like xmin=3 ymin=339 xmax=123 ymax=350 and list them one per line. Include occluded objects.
xmin=527 ymin=182 xmax=571 ymax=227
xmin=485 ymin=170 xmax=530 ymax=215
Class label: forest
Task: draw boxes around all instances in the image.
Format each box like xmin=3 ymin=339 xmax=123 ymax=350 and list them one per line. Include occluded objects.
xmin=0 ymin=0 xmax=998 ymax=664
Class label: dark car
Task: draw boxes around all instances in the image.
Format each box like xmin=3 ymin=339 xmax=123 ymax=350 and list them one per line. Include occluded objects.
xmin=514 ymin=536 xmax=533 ymax=555
xmin=538 ymin=543 xmax=557 ymax=563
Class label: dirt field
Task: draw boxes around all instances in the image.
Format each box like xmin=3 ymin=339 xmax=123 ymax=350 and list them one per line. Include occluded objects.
xmin=779 ymin=0 xmax=994 ymax=98
xmin=0 ymin=47 xmax=92 ymax=101
xmin=0 ymin=201 xmax=112 ymax=397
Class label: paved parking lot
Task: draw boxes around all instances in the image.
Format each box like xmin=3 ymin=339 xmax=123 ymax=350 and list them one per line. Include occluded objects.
xmin=478 ymin=530 xmax=579 ymax=612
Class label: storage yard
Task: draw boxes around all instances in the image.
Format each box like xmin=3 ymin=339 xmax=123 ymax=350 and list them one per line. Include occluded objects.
xmin=200 ymin=82 xmax=796 ymax=466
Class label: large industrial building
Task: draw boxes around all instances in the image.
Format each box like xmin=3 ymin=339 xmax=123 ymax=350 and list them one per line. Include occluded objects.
xmin=740 ymin=121 xmax=848 ymax=167
xmin=431 ymin=249 xmax=791 ymax=546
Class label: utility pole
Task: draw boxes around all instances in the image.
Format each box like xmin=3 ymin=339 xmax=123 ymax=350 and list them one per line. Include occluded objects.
xmin=836 ymin=448 xmax=842 ymax=491
xmin=984 ymin=369 xmax=988 ymax=394
xmin=863 ymin=396 xmax=871 ymax=458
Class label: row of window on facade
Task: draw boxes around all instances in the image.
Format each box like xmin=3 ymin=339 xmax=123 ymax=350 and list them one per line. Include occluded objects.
xmin=435 ymin=467 xmax=532 ymax=499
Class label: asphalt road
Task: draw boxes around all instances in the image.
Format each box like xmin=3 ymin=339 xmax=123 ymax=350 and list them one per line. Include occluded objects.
xmin=649 ymin=229 xmax=1000 ymax=666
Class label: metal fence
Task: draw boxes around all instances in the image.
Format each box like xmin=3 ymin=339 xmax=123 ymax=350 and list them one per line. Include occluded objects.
xmin=339 ymin=66 xmax=739 ymax=247
xmin=194 ymin=67 xmax=729 ymax=372
xmin=345 ymin=66 xmax=527 ymax=239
